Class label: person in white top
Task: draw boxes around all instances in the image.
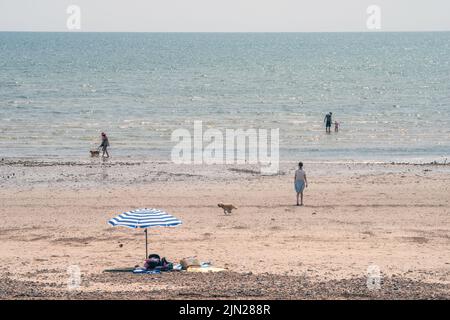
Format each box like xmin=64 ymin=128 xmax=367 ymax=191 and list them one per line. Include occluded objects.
xmin=294 ymin=162 xmax=308 ymax=206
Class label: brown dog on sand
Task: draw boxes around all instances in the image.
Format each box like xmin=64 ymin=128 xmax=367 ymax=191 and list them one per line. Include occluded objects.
xmin=218 ymin=203 xmax=237 ymax=215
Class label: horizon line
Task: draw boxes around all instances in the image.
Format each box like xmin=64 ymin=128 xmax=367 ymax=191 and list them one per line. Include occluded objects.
xmin=1 ymin=30 xmax=450 ymax=34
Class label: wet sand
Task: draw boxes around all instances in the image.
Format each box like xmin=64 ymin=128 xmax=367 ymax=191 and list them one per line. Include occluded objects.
xmin=0 ymin=159 xmax=449 ymax=299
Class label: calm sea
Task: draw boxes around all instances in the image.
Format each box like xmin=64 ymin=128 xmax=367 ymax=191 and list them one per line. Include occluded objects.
xmin=1 ymin=32 xmax=449 ymax=162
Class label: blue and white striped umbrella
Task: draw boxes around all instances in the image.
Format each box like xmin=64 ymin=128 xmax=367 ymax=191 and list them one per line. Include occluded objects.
xmin=108 ymin=208 xmax=182 ymax=259
xmin=108 ymin=208 xmax=182 ymax=229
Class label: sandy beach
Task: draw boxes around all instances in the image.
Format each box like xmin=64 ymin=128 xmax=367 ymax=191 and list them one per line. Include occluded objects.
xmin=0 ymin=158 xmax=449 ymax=299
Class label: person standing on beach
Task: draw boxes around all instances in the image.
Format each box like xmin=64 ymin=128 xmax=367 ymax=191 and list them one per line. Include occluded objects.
xmin=324 ymin=112 xmax=332 ymax=133
xmin=334 ymin=121 xmax=340 ymax=132
xmin=99 ymin=132 xmax=110 ymax=158
xmin=294 ymin=162 xmax=308 ymax=206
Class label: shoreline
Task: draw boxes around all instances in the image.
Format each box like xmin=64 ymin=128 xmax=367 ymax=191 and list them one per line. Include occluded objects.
xmin=1 ymin=156 xmax=449 ymax=167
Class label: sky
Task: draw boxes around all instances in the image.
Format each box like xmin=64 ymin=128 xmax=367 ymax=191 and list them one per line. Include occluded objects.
xmin=0 ymin=0 xmax=449 ymax=32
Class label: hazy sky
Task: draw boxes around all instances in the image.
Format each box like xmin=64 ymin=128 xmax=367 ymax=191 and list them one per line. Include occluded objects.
xmin=1 ymin=0 xmax=449 ymax=32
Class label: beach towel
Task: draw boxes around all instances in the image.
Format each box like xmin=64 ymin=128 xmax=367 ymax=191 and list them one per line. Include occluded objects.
xmin=187 ymin=266 xmax=227 ymax=273
xmin=133 ymin=267 xmax=161 ymax=274
xmin=103 ymin=268 xmax=135 ymax=273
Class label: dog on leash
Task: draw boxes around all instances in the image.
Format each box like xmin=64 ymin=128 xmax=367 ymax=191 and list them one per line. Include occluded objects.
xmin=90 ymin=150 xmax=100 ymax=157
xmin=218 ymin=203 xmax=237 ymax=215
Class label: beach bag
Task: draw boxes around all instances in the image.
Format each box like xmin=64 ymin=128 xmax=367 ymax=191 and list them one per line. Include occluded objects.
xmin=180 ymin=257 xmax=201 ymax=270
xmin=156 ymin=257 xmax=173 ymax=271
xmin=144 ymin=254 xmax=161 ymax=269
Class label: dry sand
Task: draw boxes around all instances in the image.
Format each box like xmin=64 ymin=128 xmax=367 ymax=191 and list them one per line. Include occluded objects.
xmin=0 ymin=158 xmax=449 ymax=299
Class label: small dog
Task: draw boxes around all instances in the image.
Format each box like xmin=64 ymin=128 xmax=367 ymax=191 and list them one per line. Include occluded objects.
xmin=90 ymin=150 xmax=100 ymax=157
xmin=218 ymin=203 xmax=237 ymax=215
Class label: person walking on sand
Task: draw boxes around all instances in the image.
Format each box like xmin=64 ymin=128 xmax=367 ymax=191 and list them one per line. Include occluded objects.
xmin=294 ymin=162 xmax=308 ymax=206
xmin=99 ymin=132 xmax=110 ymax=158
xmin=324 ymin=112 xmax=332 ymax=133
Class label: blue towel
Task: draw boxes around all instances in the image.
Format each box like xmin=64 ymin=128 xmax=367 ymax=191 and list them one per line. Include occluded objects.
xmin=133 ymin=268 xmax=161 ymax=274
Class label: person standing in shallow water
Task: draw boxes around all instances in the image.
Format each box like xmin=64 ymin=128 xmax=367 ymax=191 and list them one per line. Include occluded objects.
xmin=99 ymin=132 xmax=110 ymax=158
xmin=294 ymin=162 xmax=308 ymax=206
xmin=334 ymin=120 xmax=340 ymax=132
xmin=324 ymin=112 xmax=333 ymax=133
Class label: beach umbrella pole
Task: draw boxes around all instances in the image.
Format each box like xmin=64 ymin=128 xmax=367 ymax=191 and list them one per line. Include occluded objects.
xmin=144 ymin=228 xmax=148 ymax=259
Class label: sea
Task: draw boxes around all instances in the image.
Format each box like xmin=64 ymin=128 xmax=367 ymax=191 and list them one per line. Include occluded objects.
xmin=1 ymin=32 xmax=449 ymax=163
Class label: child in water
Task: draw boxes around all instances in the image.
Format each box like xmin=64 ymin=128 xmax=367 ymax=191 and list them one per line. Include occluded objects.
xmin=99 ymin=132 xmax=110 ymax=158
xmin=334 ymin=121 xmax=340 ymax=132
xmin=294 ymin=162 xmax=308 ymax=206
